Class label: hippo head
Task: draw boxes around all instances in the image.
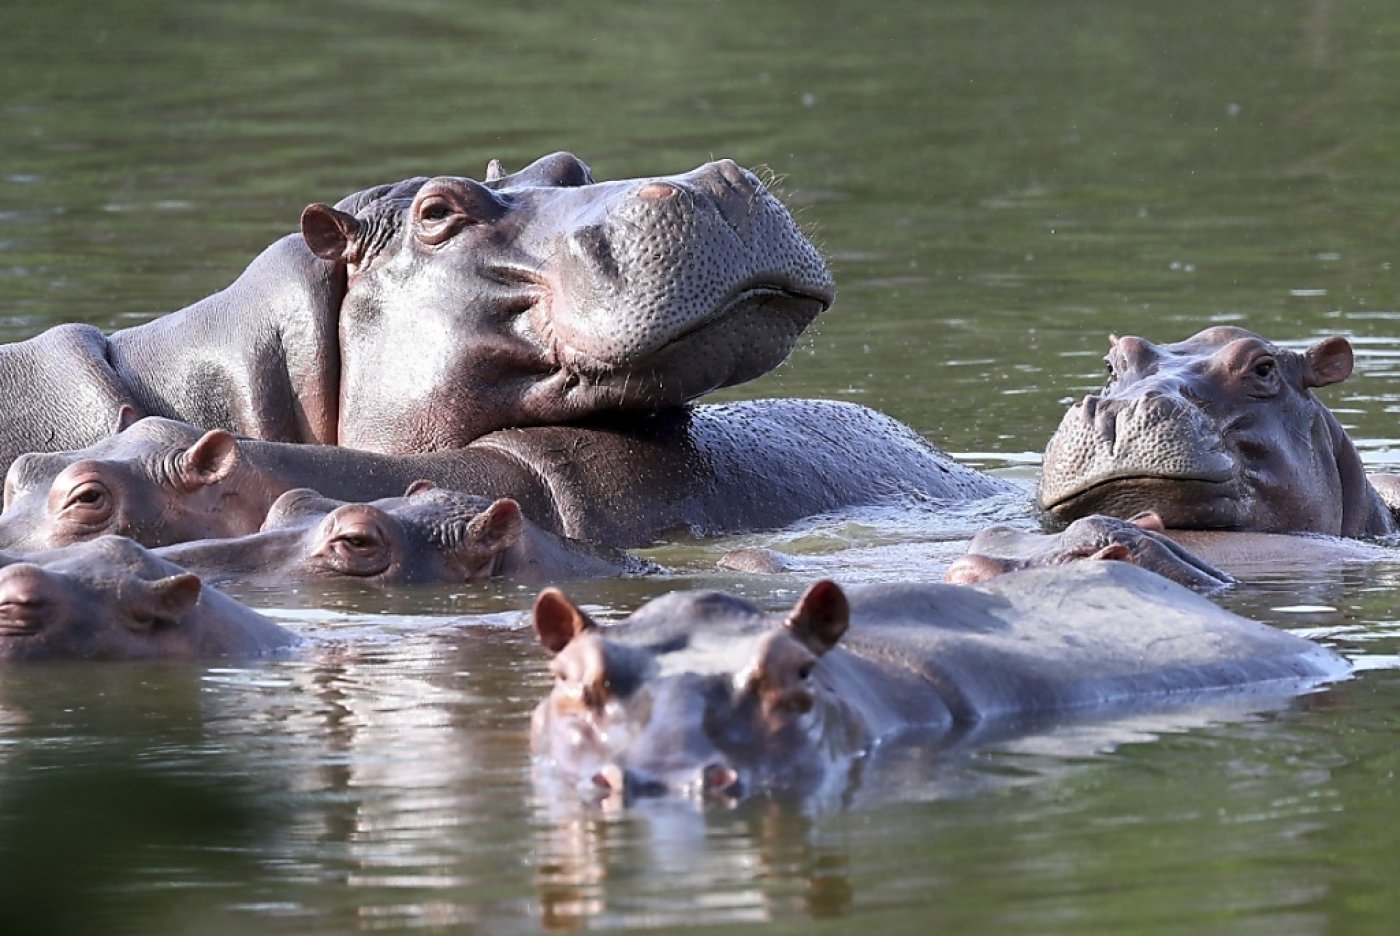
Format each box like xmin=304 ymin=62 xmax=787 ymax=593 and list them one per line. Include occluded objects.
xmin=0 ymin=536 xmax=291 ymax=661
xmin=300 ymin=152 xmax=835 ymax=451
xmin=530 ymin=580 xmax=866 ymax=805
xmin=254 ymin=484 xmax=524 ymax=585
xmin=0 ymin=416 xmax=267 ymax=552
xmin=1037 ymin=326 xmax=1385 ymax=536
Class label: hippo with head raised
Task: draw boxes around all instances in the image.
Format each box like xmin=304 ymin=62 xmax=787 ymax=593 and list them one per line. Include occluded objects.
xmin=0 ymin=400 xmax=1011 ymax=552
xmin=0 ymin=536 xmax=295 ymax=662
xmin=1037 ymin=326 xmax=1398 ymax=537
xmin=529 ymin=562 xmax=1347 ymax=804
xmin=156 ymin=485 xmax=651 ymax=589
xmin=0 ymin=153 xmax=832 ymax=471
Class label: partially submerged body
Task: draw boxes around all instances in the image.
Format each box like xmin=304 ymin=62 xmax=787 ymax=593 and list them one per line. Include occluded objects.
xmin=529 ymin=562 xmax=1348 ymax=805
xmin=0 ymin=537 xmax=296 ymax=662
xmin=0 ymin=400 xmax=1012 ymax=551
xmin=158 ymin=486 xmax=650 ymax=589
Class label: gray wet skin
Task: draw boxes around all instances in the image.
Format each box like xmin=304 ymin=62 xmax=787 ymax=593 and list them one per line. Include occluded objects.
xmin=529 ymin=562 xmax=1348 ymax=805
xmin=0 ymin=536 xmax=295 ymax=662
xmin=0 ymin=153 xmax=833 ymax=473
xmin=1037 ymin=326 xmax=1399 ymax=537
xmin=155 ymin=485 xmax=650 ymax=589
xmin=0 ymin=401 xmax=1012 ymax=552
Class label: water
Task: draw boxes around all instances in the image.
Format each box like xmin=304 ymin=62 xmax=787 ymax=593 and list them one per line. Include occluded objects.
xmin=3 ymin=1 xmax=1400 ymax=933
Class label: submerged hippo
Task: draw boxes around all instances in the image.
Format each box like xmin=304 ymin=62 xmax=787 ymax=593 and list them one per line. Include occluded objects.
xmin=0 ymin=153 xmax=832 ymax=471
xmin=0 ymin=536 xmax=295 ymax=662
xmin=945 ymin=513 xmax=1235 ymax=589
xmin=529 ymin=562 xmax=1348 ymax=804
xmin=1038 ymin=327 xmax=1399 ymax=536
xmin=157 ymin=485 xmax=650 ymax=589
xmin=0 ymin=400 xmax=1012 ymax=552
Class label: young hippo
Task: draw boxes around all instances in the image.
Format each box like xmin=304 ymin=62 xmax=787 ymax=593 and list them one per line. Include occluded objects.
xmin=1038 ymin=326 xmax=1398 ymax=537
xmin=0 ymin=398 xmax=1013 ymax=552
xmin=156 ymin=484 xmax=651 ymax=589
xmin=529 ymin=562 xmax=1348 ymax=804
xmin=0 ymin=536 xmax=296 ymax=662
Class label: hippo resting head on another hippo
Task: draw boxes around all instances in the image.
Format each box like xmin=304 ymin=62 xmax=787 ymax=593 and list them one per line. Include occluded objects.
xmin=1037 ymin=326 xmax=1397 ymax=537
xmin=0 ymin=537 xmax=295 ymax=662
xmin=529 ymin=562 xmax=1347 ymax=805
xmin=306 ymin=153 xmax=834 ymax=451
xmin=156 ymin=484 xmax=651 ymax=589
xmin=0 ymin=153 xmax=832 ymax=472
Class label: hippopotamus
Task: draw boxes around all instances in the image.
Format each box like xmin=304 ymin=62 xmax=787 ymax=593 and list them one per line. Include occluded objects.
xmin=0 ymin=399 xmax=1012 ymax=552
xmin=1037 ymin=326 xmax=1399 ymax=537
xmin=0 ymin=153 xmax=832 ymax=471
xmin=953 ymin=514 xmax=1388 ymax=583
xmin=945 ymin=513 xmax=1235 ymax=589
xmin=0 ymin=536 xmax=296 ymax=661
xmin=529 ymin=562 xmax=1348 ymax=803
xmin=155 ymin=485 xmax=651 ymax=589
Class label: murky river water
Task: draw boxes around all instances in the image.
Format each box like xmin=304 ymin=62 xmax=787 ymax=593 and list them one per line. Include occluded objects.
xmin=3 ymin=1 xmax=1399 ymax=933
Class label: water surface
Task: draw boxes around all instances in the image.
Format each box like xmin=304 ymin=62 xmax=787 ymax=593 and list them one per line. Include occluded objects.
xmin=2 ymin=2 xmax=1400 ymax=933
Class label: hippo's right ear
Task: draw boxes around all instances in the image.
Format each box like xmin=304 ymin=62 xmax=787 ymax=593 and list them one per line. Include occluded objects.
xmin=125 ymin=572 xmax=203 ymax=634
xmin=177 ymin=430 xmax=239 ymax=491
xmin=300 ymin=204 xmax=364 ymax=264
xmin=1303 ymin=335 xmax=1354 ymax=388
xmin=785 ymin=579 xmax=849 ymax=655
xmin=533 ymin=587 xmax=596 ymax=655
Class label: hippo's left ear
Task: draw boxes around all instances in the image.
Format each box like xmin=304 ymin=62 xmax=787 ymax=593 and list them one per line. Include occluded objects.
xmin=533 ymin=587 xmax=596 ymax=655
xmin=785 ymin=579 xmax=849 ymax=655
xmin=300 ymin=204 xmax=364 ymax=265
xmin=1303 ymin=336 xmax=1354 ymax=388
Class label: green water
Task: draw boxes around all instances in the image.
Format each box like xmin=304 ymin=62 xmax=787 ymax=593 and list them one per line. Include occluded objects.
xmin=3 ymin=1 xmax=1400 ymax=933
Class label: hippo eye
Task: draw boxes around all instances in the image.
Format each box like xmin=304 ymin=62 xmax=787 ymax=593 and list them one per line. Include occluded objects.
xmin=1251 ymin=358 xmax=1276 ymax=380
xmin=61 ymin=481 xmax=112 ymax=522
xmin=797 ymin=663 xmax=814 ymax=680
xmin=418 ymin=197 xmax=454 ymax=223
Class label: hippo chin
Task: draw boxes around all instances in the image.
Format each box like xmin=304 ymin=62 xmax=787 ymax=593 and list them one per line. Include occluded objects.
xmin=0 ymin=401 xmax=1011 ymax=552
xmin=0 ymin=537 xmax=295 ymax=662
xmin=156 ymin=484 xmax=650 ymax=589
xmin=1037 ymin=327 xmax=1397 ymax=537
xmin=0 ymin=153 xmax=832 ymax=472
xmin=529 ymin=562 xmax=1348 ymax=805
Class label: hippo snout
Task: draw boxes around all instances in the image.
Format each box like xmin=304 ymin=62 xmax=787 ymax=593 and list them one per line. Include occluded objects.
xmin=590 ymin=758 xmax=744 ymax=803
xmin=0 ymin=564 xmax=56 ymax=635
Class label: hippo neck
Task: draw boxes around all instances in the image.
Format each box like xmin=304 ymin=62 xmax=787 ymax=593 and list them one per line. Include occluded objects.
xmin=106 ymin=235 xmax=343 ymax=445
xmin=1325 ymin=407 xmax=1397 ymax=537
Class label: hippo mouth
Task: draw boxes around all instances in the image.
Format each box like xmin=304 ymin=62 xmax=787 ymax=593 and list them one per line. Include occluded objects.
xmin=1046 ymin=474 xmax=1239 ymax=525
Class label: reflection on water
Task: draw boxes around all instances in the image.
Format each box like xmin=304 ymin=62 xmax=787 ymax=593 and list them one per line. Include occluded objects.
xmin=5 ymin=0 xmax=1400 ymax=933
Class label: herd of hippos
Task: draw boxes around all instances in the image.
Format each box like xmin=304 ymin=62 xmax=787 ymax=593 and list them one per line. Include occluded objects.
xmin=3 ymin=152 xmax=1390 ymax=803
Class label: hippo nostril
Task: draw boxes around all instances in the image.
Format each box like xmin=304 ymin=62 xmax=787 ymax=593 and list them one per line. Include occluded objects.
xmin=701 ymin=762 xmax=741 ymax=795
xmin=592 ymin=765 xmax=625 ymax=792
xmin=636 ymin=181 xmax=680 ymax=202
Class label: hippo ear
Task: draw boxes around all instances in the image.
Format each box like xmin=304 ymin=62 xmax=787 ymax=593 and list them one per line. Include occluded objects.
xmin=784 ymin=579 xmax=849 ymax=655
xmin=467 ymin=498 xmax=525 ymax=555
xmin=1303 ymin=336 xmax=1354 ymax=388
xmin=300 ymin=203 xmax=364 ymax=264
xmin=125 ymin=572 xmax=203 ymax=634
xmin=178 ymin=430 xmax=240 ymax=491
xmin=484 ymin=158 xmax=507 ymax=183
xmin=533 ymin=587 xmax=596 ymax=655
xmin=114 ymin=404 xmax=141 ymax=434
xmin=404 ymin=479 xmax=436 ymax=497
